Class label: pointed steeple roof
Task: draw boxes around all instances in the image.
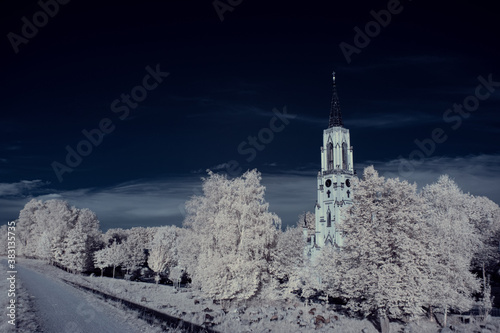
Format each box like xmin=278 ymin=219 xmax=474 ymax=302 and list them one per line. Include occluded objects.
xmin=328 ymin=71 xmax=343 ymax=128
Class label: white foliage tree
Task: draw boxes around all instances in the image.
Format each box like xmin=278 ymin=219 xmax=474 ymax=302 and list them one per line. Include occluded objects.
xmin=103 ymin=228 xmax=128 ymax=245
xmin=15 ymin=199 xmax=45 ymax=257
xmin=36 ymin=200 xmax=79 ymax=266
xmin=94 ymin=247 xmax=108 ymax=277
xmin=464 ymin=195 xmax=500 ymax=271
xmin=62 ymin=225 xmax=88 ymax=273
xmin=120 ymin=227 xmax=150 ymax=274
xmin=169 ymin=266 xmax=185 ymax=288
xmin=15 ymin=199 xmax=102 ymax=273
xmin=337 ymin=166 xmax=434 ymax=329
xmin=269 ymin=226 xmax=305 ymax=282
xmin=314 ymin=243 xmax=342 ymax=300
xmin=297 ymin=211 xmax=315 ymax=233
xmin=176 ymin=227 xmax=197 ymax=279
xmin=148 ymin=246 xmax=169 ymax=284
xmin=16 ymin=199 xmax=71 ymax=258
xmin=269 ymin=226 xmax=306 ymax=298
xmin=421 ymin=175 xmax=481 ymax=326
xmin=183 ymin=169 xmax=281 ymax=301
xmin=36 ymin=232 xmax=52 ymax=263
xmin=61 ymin=208 xmax=101 ymax=273
xmin=93 ymin=241 xmax=123 ymax=278
xmin=147 ymin=225 xmax=179 ymax=283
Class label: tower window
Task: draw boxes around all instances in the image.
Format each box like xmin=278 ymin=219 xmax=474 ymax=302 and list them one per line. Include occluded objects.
xmin=342 ymin=142 xmax=348 ymax=170
xmin=327 ymin=209 xmax=332 ymax=227
xmin=327 ymin=142 xmax=333 ymax=170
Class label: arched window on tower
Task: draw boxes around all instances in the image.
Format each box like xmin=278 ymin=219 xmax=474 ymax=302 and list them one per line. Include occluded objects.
xmin=327 ymin=142 xmax=333 ymax=171
xmin=342 ymin=142 xmax=348 ymax=170
xmin=327 ymin=208 xmax=332 ymax=228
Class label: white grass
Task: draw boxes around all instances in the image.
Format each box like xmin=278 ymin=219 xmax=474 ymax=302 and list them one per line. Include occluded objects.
xmin=12 ymin=258 xmax=500 ymax=333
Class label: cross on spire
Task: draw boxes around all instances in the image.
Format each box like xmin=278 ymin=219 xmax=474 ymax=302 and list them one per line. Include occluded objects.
xmin=328 ymin=71 xmax=343 ymax=128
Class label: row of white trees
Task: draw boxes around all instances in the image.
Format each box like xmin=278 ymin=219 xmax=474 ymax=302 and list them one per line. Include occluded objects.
xmin=1 ymin=199 xmax=102 ymax=273
xmin=312 ymin=167 xmax=500 ymax=328
xmin=0 ymin=170 xmax=306 ymax=297
xmin=1 ymin=167 xmax=499 ymax=327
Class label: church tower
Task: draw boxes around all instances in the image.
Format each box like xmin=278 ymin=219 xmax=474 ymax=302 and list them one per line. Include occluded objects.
xmin=305 ymin=71 xmax=354 ymax=257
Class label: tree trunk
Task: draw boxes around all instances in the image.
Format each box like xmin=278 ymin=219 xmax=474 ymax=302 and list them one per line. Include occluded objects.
xmin=443 ymin=305 xmax=448 ymax=327
xmin=101 ymin=268 xmax=104 ymax=277
xmin=379 ymin=311 xmax=390 ymax=333
xmin=113 ymin=265 xmax=116 ymax=279
xmin=483 ymin=263 xmax=487 ymax=318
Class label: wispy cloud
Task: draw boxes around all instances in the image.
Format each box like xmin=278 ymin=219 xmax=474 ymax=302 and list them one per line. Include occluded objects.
xmin=0 ymin=177 xmax=201 ymax=229
xmin=359 ymin=153 xmax=500 ymax=204
xmin=0 ymin=179 xmax=51 ymax=222
xmin=36 ymin=178 xmax=204 ymax=230
xmin=25 ymin=173 xmax=314 ymax=230
xmin=0 ymin=179 xmax=48 ymax=197
xmin=209 ymin=163 xmax=231 ymax=171
xmin=345 ymin=112 xmax=437 ymax=129
xmin=296 ymin=111 xmax=436 ymax=129
xmin=2 ymin=154 xmax=498 ymax=230
xmin=0 ymin=143 xmax=21 ymax=151
xmin=0 ymin=172 xmax=314 ymax=230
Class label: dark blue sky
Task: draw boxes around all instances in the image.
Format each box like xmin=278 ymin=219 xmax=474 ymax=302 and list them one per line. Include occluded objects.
xmin=1 ymin=0 xmax=499 ymax=230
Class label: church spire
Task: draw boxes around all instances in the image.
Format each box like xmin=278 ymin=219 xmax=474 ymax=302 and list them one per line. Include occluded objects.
xmin=328 ymin=71 xmax=343 ymax=128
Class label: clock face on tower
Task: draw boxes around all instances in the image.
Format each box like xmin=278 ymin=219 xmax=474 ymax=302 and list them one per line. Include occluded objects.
xmin=346 ymin=179 xmax=351 ymax=187
xmin=325 ymin=179 xmax=332 ymax=187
